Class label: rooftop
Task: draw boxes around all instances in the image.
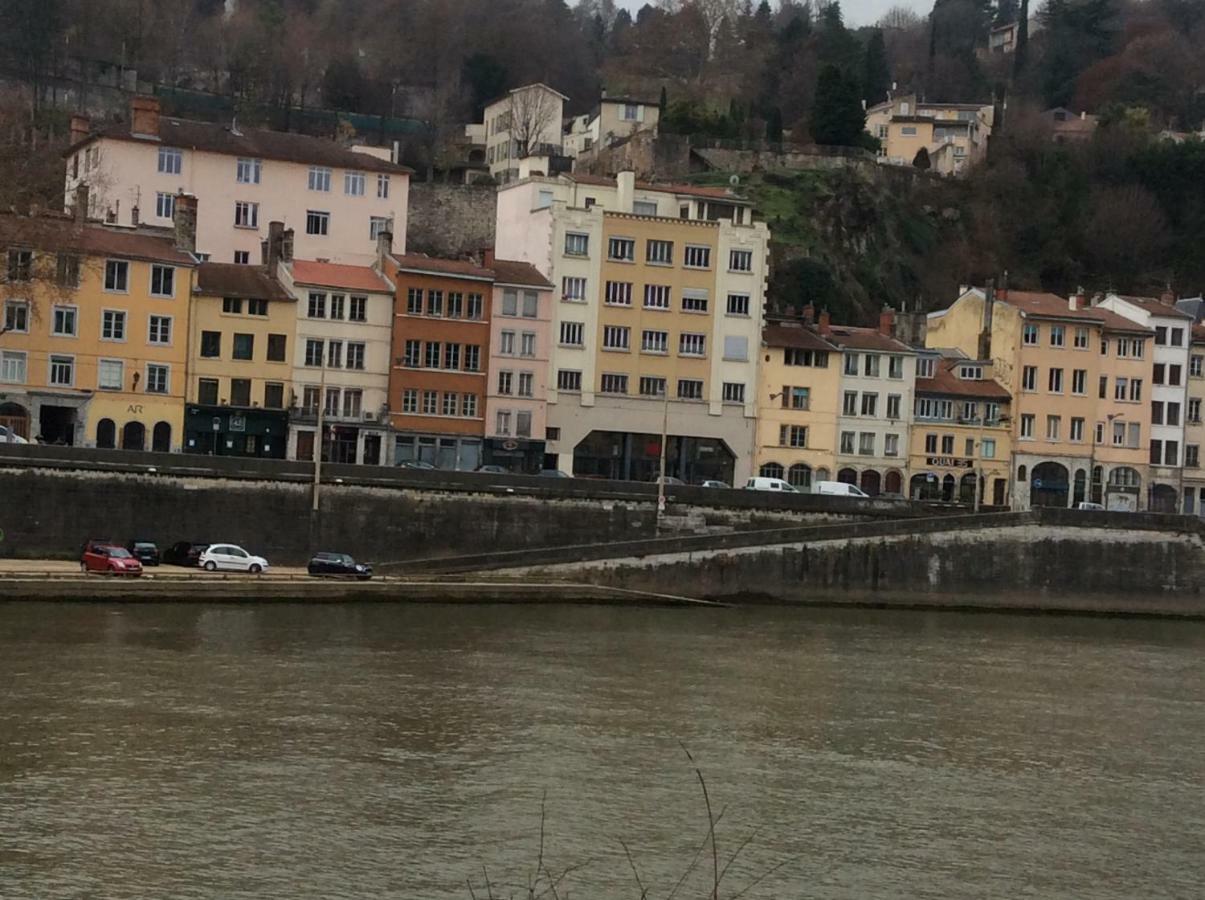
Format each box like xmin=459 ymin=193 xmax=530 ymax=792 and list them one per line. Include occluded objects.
xmin=762 ymin=322 xmax=838 ymax=352
xmin=564 ymin=173 xmax=747 ymax=202
xmin=917 ymin=358 xmax=1011 ymax=400
xmin=196 ymin=263 xmax=293 ymax=301
xmin=491 ymin=258 xmax=553 ymax=289
xmin=825 ymin=325 xmax=914 ymax=354
xmin=0 ymin=212 xmax=195 ymax=266
xmin=1106 ymin=294 xmax=1194 ymax=320
xmin=972 ymin=289 xmax=1153 ymax=332
xmin=68 ymin=115 xmax=411 ymax=175
xmin=291 ymin=259 xmax=392 ymax=293
xmin=391 ymin=254 xmax=494 ymax=281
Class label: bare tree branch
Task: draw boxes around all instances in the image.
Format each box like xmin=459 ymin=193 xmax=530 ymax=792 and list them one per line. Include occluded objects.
xmin=679 ymin=742 xmax=720 ymax=900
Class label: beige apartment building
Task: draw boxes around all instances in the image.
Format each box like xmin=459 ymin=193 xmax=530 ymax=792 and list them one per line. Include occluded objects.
xmin=64 ymin=96 xmax=410 ymax=266
xmin=478 ymin=83 xmax=567 ymax=184
xmin=1186 ymin=326 xmax=1205 ymax=515
xmin=865 ymin=94 xmax=994 ymax=175
xmin=565 ymin=93 xmax=661 ymax=162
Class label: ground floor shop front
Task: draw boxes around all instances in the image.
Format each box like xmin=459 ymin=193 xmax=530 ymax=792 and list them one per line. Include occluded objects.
xmin=288 ymin=421 xmax=389 ymax=466
xmin=1012 ymin=453 xmax=1148 ymax=511
xmin=183 ymin=406 xmax=288 ymax=459
xmin=0 ymin=389 xmax=89 ymax=446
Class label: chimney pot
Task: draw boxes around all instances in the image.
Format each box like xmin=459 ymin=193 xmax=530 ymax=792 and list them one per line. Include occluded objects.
xmin=172 ymin=192 xmax=197 ymax=253
xmin=483 ymin=248 xmax=495 ymax=267
xmin=129 ymin=95 xmax=161 ymax=138
xmin=375 ymin=228 xmax=393 ymax=266
xmin=267 ymin=221 xmax=285 ymax=269
xmin=1160 ymin=286 xmax=1176 ymax=306
xmin=878 ymin=306 xmax=895 ymax=336
xmin=616 ymin=170 xmax=636 ymax=213
xmin=70 ymin=114 xmax=91 ymax=145
xmin=801 ymin=303 xmax=816 ymax=324
xmin=131 ymin=205 xmax=140 ymax=227
xmin=73 ymin=183 xmax=90 ymax=224
xmin=818 ymin=309 xmax=831 ymax=336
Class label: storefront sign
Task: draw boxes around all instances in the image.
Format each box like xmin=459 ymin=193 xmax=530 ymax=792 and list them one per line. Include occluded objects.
xmin=229 ymin=415 xmax=246 ymax=433
xmin=926 ymin=456 xmax=973 ymax=469
xmin=127 ymin=404 xmax=143 ymax=414
xmin=501 ymin=439 xmax=519 ymax=451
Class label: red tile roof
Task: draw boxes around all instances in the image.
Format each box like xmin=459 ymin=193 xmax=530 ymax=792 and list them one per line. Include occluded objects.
xmin=916 ymin=358 xmax=1011 ymax=399
xmin=0 ymin=212 xmax=195 ymax=265
xmin=1193 ymin=324 xmax=1205 ymax=344
xmin=762 ymin=323 xmax=838 ymax=352
xmin=291 ymin=259 xmax=391 ymax=293
xmin=196 ymin=263 xmax=293 ymax=301
xmin=491 ymin=259 xmax=553 ymax=289
xmin=390 ymin=254 xmax=494 ymax=281
xmin=824 ymin=326 xmax=914 ymax=353
xmin=1110 ymin=295 xmax=1194 ymax=319
xmin=986 ymin=289 xmax=1153 ymax=333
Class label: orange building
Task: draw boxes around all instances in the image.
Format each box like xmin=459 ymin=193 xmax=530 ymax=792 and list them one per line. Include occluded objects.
xmin=385 ymin=255 xmax=492 ymax=468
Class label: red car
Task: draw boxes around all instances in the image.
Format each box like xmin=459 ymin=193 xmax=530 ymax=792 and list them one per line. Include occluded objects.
xmin=80 ymin=541 xmax=143 ymax=576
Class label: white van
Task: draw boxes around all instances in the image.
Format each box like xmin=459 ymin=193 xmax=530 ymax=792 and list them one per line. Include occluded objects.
xmin=744 ymin=477 xmax=798 ymax=493
xmin=814 ymin=480 xmax=869 ymax=498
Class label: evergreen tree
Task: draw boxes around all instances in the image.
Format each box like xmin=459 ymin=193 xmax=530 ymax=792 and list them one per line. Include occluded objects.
xmin=1013 ymin=0 xmax=1029 ymax=77
xmin=995 ymin=0 xmax=1018 ymax=24
xmin=913 ymin=146 xmax=932 ymax=169
xmin=863 ymin=29 xmax=891 ymax=105
xmin=810 ymin=64 xmax=865 ymax=145
xmin=765 ymin=106 xmax=784 ymax=142
xmin=659 ymin=84 xmax=668 ymax=117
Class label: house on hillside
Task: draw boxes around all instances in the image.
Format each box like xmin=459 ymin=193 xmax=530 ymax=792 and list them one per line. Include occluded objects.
xmin=474 ymin=83 xmax=569 ymax=184
xmin=565 ymin=91 xmax=662 ymax=166
xmin=864 ymin=95 xmax=994 ymax=176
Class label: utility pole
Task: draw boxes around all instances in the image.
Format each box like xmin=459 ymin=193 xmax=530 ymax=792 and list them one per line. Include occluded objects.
xmin=656 ymin=379 xmax=669 ymax=527
xmin=311 ymin=358 xmax=327 ymax=513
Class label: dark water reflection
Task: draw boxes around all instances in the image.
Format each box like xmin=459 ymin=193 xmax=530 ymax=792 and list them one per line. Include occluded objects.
xmin=1 ymin=602 xmax=1203 ymax=899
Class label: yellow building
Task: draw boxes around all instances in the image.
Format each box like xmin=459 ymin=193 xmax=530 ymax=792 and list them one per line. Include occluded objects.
xmin=0 ymin=201 xmax=196 ymax=450
xmin=927 ymin=288 xmax=1153 ymax=509
xmin=865 ymin=95 xmax=994 ymax=176
xmin=185 ymin=234 xmax=295 ymax=458
xmin=754 ymin=320 xmax=841 ymax=488
xmin=1185 ymin=325 xmax=1205 ymax=515
xmin=908 ymin=352 xmax=1013 ymax=506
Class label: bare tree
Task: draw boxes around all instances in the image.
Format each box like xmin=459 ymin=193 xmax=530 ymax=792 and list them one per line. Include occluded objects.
xmin=508 ymin=88 xmax=561 ymax=159
xmin=877 ymin=5 xmax=922 ymax=29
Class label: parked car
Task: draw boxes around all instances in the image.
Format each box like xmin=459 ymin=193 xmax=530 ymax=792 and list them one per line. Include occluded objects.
xmin=198 ymin=544 xmax=269 ymax=573
xmin=651 ymin=475 xmax=686 ymax=486
xmin=700 ymin=480 xmax=731 ymax=489
xmin=0 ymin=425 xmax=28 ymax=444
xmin=538 ymin=469 xmax=571 ymax=478
xmin=163 ymin=541 xmax=210 ymax=567
xmin=307 ymin=552 xmax=373 ymax=579
xmin=474 ymin=465 xmax=508 ymax=475
xmin=80 ymin=541 xmax=143 ymax=576
xmin=1076 ymin=501 xmax=1106 ymax=511
xmin=126 ymin=540 xmax=161 ymax=566
xmin=815 ymin=481 xmax=870 ymax=498
xmin=398 ymin=460 xmax=436 ymax=470
xmin=744 ymin=477 xmax=798 ymax=493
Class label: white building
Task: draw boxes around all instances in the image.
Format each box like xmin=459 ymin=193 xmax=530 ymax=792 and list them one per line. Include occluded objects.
xmin=64 ymin=96 xmax=410 ymax=266
xmin=478 ymin=83 xmax=568 ymax=184
xmin=1096 ymin=292 xmax=1193 ymax=512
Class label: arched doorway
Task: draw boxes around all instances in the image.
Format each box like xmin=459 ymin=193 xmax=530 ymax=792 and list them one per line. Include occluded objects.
xmin=152 ymin=421 xmax=171 ymax=453
xmin=958 ymin=472 xmax=978 ymax=504
xmin=1073 ymin=470 xmax=1087 ymax=506
xmin=121 ymin=421 xmax=146 ymax=451
xmin=860 ymin=469 xmax=881 ymax=496
xmin=941 ymin=473 xmax=956 ymax=502
xmin=1151 ymin=483 xmax=1178 ymax=514
xmin=911 ymin=472 xmax=939 ymax=500
xmin=837 ymin=467 xmax=858 ymax=485
xmin=1031 ymin=461 xmax=1070 ymax=507
xmin=96 ymin=418 xmax=116 ymax=449
xmin=1107 ymin=467 xmax=1141 ymax=512
xmin=815 ymin=467 xmax=830 ymax=483
xmin=787 ymin=463 xmax=812 ymax=489
xmin=1091 ymin=466 xmax=1104 ymax=504
xmin=884 ymin=470 xmax=902 ymax=495
xmin=759 ymin=461 xmax=784 ymax=479
xmin=0 ymin=401 xmax=30 ymax=441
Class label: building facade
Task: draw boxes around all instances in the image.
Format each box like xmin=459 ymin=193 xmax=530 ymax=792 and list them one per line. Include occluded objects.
xmin=494 ymin=171 xmax=769 ymax=484
xmin=479 ymin=83 xmax=567 ymax=183
xmin=483 ymin=258 xmax=555 ymax=473
xmin=64 ymin=96 xmax=410 ymax=266
xmin=282 ymin=249 xmax=395 ymax=466
xmin=865 ymin=95 xmax=994 ymax=175
xmin=385 ymin=256 xmax=491 ymax=469
xmin=0 ymin=193 xmax=196 ymax=451
xmin=1185 ymin=326 xmax=1205 ymax=515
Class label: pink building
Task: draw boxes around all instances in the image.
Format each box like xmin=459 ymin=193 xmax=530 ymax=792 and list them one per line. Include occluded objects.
xmin=483 ymin=256 xmax=554 ymax=472
xmin=64 ymin=96 xmax=410 ymax=266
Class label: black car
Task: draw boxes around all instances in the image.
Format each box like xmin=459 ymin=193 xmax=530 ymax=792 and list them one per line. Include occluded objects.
xmin=163 ymin=541 xmax=210 ymax=567
xmin=307 ymin=552 xmax=373 ymax=580
xmin=126 ymin=540 xmax=161 ymax=566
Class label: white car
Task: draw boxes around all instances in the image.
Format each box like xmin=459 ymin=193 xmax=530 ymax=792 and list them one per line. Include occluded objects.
xmin=0 ymin=425 xmax=28 ymax=444
xmin=198 ymin=544 xmax=269 ymax=573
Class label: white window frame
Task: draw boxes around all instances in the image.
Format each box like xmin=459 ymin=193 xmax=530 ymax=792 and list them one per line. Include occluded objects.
xmin=157 ymin=147 xmax=182 ymax=175
xmin=0 ymin=349 xmax=27 ymax=384
xmin=306 ymin=210 xmax=330 ymax=236
xmin=236 ymin=157 xmax=262 ymax=184
xmin=148 ymin=314 xmax=173 ymax=346
xmin=48 ymin=353 xmax=75 ymax=387
xmin=344 ymin=171 xmax=366 ymax=196
xmin=100 ymin=308 xmax=127 ymax=342
xmin=308 ymin=166 xmax=332 ymax=192
xmin=104 ymin=259 xmax=129 ymax=293
xmin=729 ymin=249 xmax=753 ymax=272
xmin=97 ymin=357 xmax=124 ymax=391
xmin=52 ymin=304 xmax=79 ymax=337
xmin=150 ymin=264 xmax=175 ymax=298
xmin=155 ymin=192 xmax=175 ymax=219
xmin=234 ymin=201 xmax=259 ymax=229
xmin=684 ymin=245 xmax=711 ymax=269
xmin=145 ymin=363 xmax=170 ymax=395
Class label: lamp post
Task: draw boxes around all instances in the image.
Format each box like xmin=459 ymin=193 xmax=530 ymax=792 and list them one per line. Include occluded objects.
xmin=1088 ymin=412 xmax=1119 ymax=507
xmin=311 ymin=356 xmax=327 ymax=513
xmin=656 ymin=379 xmax=670 ymax=525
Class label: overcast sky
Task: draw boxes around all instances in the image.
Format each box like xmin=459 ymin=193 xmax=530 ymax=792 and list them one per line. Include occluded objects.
xmin=612 ymin=0 xmax=927 ymax=28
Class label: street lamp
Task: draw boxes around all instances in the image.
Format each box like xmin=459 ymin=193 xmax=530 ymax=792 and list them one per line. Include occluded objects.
xmin=311 ymin=354 xmax=328 ymax=513
xmin=1088 ymin=412 xmax=1119 ymax=506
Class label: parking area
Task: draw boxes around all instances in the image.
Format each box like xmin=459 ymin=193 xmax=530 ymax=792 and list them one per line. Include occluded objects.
xmin=0 ymin=559 xmax=309 ymax=578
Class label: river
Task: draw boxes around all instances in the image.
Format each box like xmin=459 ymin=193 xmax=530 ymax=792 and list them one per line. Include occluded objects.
xmin=1 ymin=602 xmax=1202 ymax=899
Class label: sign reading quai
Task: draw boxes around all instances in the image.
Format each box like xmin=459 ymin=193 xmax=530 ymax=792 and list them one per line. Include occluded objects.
xmin=926 ymin=456 xmax=974 ymax=469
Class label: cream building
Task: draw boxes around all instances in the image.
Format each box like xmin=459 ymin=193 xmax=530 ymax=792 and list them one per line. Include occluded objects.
xmin=865 ymin=95 xmax=994 ymax=175
xmin=1185 ymin=326 xmax=1205 ymax=515
xmin=479 ymin=83 xmax=568 ymax=184
xmin=565 ymin=94 xmax=661 ymax=163
xmin=64 ymin=96 xmax=410 ymax=266
xmin=494 ymin=171 xmax=769 ymax=483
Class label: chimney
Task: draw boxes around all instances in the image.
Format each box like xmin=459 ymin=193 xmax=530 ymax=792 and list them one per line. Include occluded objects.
xmin=978 ymin=278 xmax=995 ymax=361
xmin=376 ymin=228 xmax=393 ymax=266
xmin=1069 ymin=286 xmax=1085 ymax=311
xmin=266 ymin=221 xmax=284 ymax=269
xmin=616 ymin=169 xmax=635 ymax=213
xmin=1160 ymin=284 xmax=1176 ymax=306
xmin=129 ymin=95 xmax=161 ymax=138
xmin=281 ymin=228 xmax=294 ymax=262
xmin=173 ymin=192 xmax=197 ymax=253
xmin=260 ymin=239 xmax=269 ymax=265
xmin=70 ymin=114 xmax=91 ymax=145
xmin=131 ymin=205 xmax=140 ymax=227
xmin=878 ymin=305 xmax=895 ymax=336
xmin=801 ymin=303 xmax=815 ymax=325
xmin=73 ymin=183 xmax=90 ymax=224
xmin=1081 ymin=110 xmax=1087 ymax=120
xmin=483 ymin=247 xmax=495 ymax=267
xmin=818 ymin=309 xmax=831 ymax=335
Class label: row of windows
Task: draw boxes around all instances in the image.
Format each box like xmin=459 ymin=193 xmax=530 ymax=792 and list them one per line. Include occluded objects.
xmin=498 ymin=330 xmax=538 ymax=357
xmin=554 ymin=369 xmax=744 ymax=402
xmin=403 ymin=288 xmax=486 ymax=320
xmin=921 ymin=433 xmax=998 ymax=459
xmin=302 ymin=339 xmax=366 ymax=370
xmin=4 ymin=251 xmax=172 ymax=296
xmin=305 ymin=292 xmax=369 ymax=322
xmin=784 ymin=348 xmax=829 ymax=368
xmin=838 ymin=431 xmax=903 ymax=457
xmin=399 ymin=340 xmax=482 ymax=372
xmin=200 ymin=330 xmax=288 ymax=363
xmin=589 ymin=326 xmax=750 ymax=361
xmin=842 ymin=353 xmax=907 ymax=378
xmin=915 ymin=398 xmax=1003 ymax=422
xmin=399 ymin=389 xmax=479 ymax=419
xmin=155 ymin=147 xmax=393 ymax=199
xmin=495 ymin=370 xmax=536 ymax=397
xmin=842 ymin=391 xmax=906 ymax=419
xmin=3 ymin=302 xmax=175 ymax=345
xmin=564 ymin=232 xmax=754 ymax=272
xmin=196 ymin=377 xmax=284 ymax=409
xmin=0 ymin=350 xmax=170 ymax=393
xmin=495 ymin=409 xmax=534 ymax=438
xmin=562 ymin=278 xmax=752 ymax=317
xmin=299 ymin=386 xmax=365 ymax=418
xmin=1017 ymin=414 xmax=1142 ymax=447
xmin=1022 ymin=322 xmax=1150 ymax=359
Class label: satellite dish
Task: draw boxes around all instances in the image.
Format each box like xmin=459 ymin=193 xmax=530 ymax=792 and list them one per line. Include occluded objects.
xmin=729 ymin=175 xmax=741 ymax=187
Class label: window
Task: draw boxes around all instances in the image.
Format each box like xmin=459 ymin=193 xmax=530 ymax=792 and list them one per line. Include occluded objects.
xmin=941 ymin=435 xmax=955 ymax=454
xmin=1130 ymin=378 xmax=1143 ymax=401
xmin=840 ymin=431 xmax=855 ymax=454
xmin=233 ymin=333 xmax=254 ymax=360
xmin=564 ymin=277 xmax=588 ymax=302
xmin=426 ymin=290 xmax=443 ymax=316
xmin=346 ymin=342 xmax=365 ymax=371
xmin=684 ymin=245 xmax=711 ymax=268
xmin=1115 ymin=377 xmax=1128 ymax=400
xmin=1101 ymin=338 xmax=1108 ymax=355
xmin=446 ymin=293 xmax=463 ymax=318
xmin=677 ymin=378 xmax=703 ymax=400
xmin=1046 ymin=415 xmax=1061 ymax=441
xmin=780 ymin=425 xmax=808 ymax=448
xmin=1167 ymin=402 xmax=1181 ymax=427
xmin=49 ymin=354 xmax=74 ymax=386
xmin=785 ymin=348 xmax=828 ymax=368
xmin=500 ymin=331 xmax=515 ymax=355
xmin=1022 ymin=323 xmax=1039 ymax=345
xmin=884 ymin=434 xmax=900 ymax=457
xmin=924 ymin=434 xmax=937 ymax=453
xmin=605 ymin=281 xmax=631 ymax=305
xmin=1169 ymin=365 xmax=1183 ymax=386
xmin=1022 ymin=366 xmax=1037 ymax=391
xmin=306 ymin=210 xmax=330 ymax=235
xmin=403 ymin=340 xmax=420 ymax=367
xmin=561 ymin=322 xmax=584 ymax=346
xmin=1020 ymin=414 xmax=1034 ymax=439
xmin=1152 ymin=401 xmax=1165 ymax=425
xmin=787 ymin=387 xmax=810 ymax=410
xmin=146 ymin=267 xmax=175 ymax=301
xmin=601 ymin=373 xmax=628 ymax=394
xmin=729 ymin=249 xmax=753 ymax=271
xmin=843 ymin=391 xmax=858 ymax=416
xmin=101 ymin=309 xmax=126 ymax=341
xmin=1117 ymin=338 xmax=1130 ymax=358
xmin=642 ymin=329 xmax=668 ymax=353
xmin=405 ymin=288 xmax=423 ymax=315
xmin=1071 ymin=417 xmax=1084 ymax=442
xmin=644 ymin=285 xmax=671 ymax=309
xmin=402 ymin=389 xmax=418 ymax=413
xmin=864 ymin=355 xmax=880 ymax=377
xmin=377 ymin=174 xmax=390 ymax=199
xmin=262 ymin=382 xmax=284 ymax=410
xmin=224 ymin=297 xmax=248 ymax=315
xmin=1192 ymin=356 xmax=1204 ymax=378
xmin=234 ymin=201 xmax=259 ymax=229
xmin=344 ymin=171 xmax=366 ymax=196
xmin=144 ymin=315 xmax=171 ymax=346
xmin=156 ymin=192 xmax=175 ymax=220
xmin=957 ymin=365 xmax=982 ymax=380
xmin=308 ymin=166 xmax=331 ymax=191
xmin=1099 ymin=375 xmax=1108 ymax=399
xmin=424 ymin=341 xmax=441 ymax=369
xmin=496 ymin=411 xmax=511 ymax=435
xmin=727 ymin=294 xmax=750 ymax=316
xmin=723 ymin=335 xmax=748 ymax=361
xmin=682 ymin=290 xmax=708 ymax=313
xmin=158 ymin=147 xmax=182 ymax=174
xmin=887 ymin=394 xmax=901 ymax=419
xmin=557 ymin=369 xmax=582 ymax=391
xmin=982 ymin=439 xmax=996 ymax=459
xmin=442 ymin=392 xmax=458 ymax=416
xmin=565 ymin=233 xmax=589 ymax=256
xmin=917 ymin=357 xmax=935 ymax=378
xmin=603 ymin=325 xmax=630 ymax=350
xmin=515 ymin=410 xmax=532 ymax=437
xmin=901 ymin=126 xmax=918 ymax=136
xmin=1131 ymin=339 xmax=1145 ymax=358
xmin=844 ymin=353 xmax=859 ymax=376
xmin=370 ymin=217 xmax=391 ymax=240
xmin=443 ymin=343 xmax=461 ymax=370
xmin=104 ymin=260 xmax=129 ymax=292
xmin=1155 ymin=326 xmax=1168 ymax=346
xmin=889 ymin=356 xmax=904 ymax=379
xmin=1 ymin=349 xmax=26 ymax=383
xmin=1050 ymin=325 xmax=1065 ymax=347
xmin=52 ymin=305 xmax=77 ymax=336
xmin=608 ymin=237 xmax=635 ymax=261
xmin=307 ymin=292 xmax=326 ymax=319
xmin=1071 ymin=369 xmax=1087 ymax=395
xmin=324 ymin=294 xmax=343 ymax=320
xmin=1188 ymin=445 xmax=1201 ymax=468
xmin=236 ymin=157 xmax=261 ymax=184
xmin=349 ymin=296 xmax=367 ymax=322
xmin=230 ymin=379 xmax=252 ymax=407
xmin=679 ymin=333 xmax=706 ymax=356
xmin=97 ymin=359 xmax=123 ymax=391
xmin=860 ymin=393 xmax=878 ymax=416
xmin=521 ymin=292 xmax=538 ymax=318
xmin=723 ymin=382 xmax=745 ymax=403
xmin=146 ymin=364 xmax=169 ymax=394
xmin=858 ymin=433 xmax=875 ymax=456
xmin=1165 ymin=441 xmax=1180 ymax=466
xmin=305 ymin=339 xmax=324 ymax=367
xmin=261 ymin=333 xmax=285 ymax=362
xmin=1190 ymin=398 xmax=1202 ymax=423
xmin=1074 ymin=327 xmax=1089 ymax=349
xmin=646 ymin=240 xmax=673 ymax=264
xmin=517 ymin=372 xmax=534 ymax=398
xmin=200 ymin=331 xmax=222 ymax=358
xmin=640 ymin=376 xmax=666 ymax=397
xmin=422 ymin=391 xmax=438 ymax=415
xmin=503 ymin=290 xmax=519 ymax=316
xmin=234 ymin=251 xmax=250 ymax=265
xmin=1048 ymin=368 xmax=1063 ymax=393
